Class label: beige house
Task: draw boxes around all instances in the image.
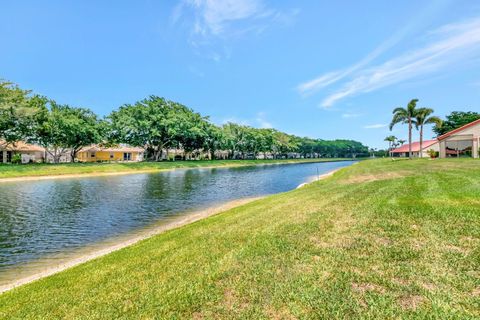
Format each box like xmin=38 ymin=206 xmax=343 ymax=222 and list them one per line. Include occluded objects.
xmin=0 ymin=141 xmax=45 ymax=163
xmin=438 ymin=118 xmax=480 ymax=158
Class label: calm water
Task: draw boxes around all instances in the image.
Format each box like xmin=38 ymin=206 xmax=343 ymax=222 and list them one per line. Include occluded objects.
xmin=0 ymin=161 xmax=354 ymax=283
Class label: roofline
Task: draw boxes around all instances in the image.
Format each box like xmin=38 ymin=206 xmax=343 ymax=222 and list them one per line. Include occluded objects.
xmin=390 ymin=140 xmax=438 ymax=153
xmin=437 ymin=118 xmax=480 ymax=141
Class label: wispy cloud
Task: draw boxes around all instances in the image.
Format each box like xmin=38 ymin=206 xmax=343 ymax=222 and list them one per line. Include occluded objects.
xmin=255 ymin=112 xmax=273 ymax=128
xmin=172 ymin=0 xmax=299 ymax=60
xmin=173 ymin=0 xmax=298 ymax=38
xmin=316 ymin=17 xmax=480 ymax=108
xmin=364 ymin=124 xmax=388 ymax=129
xmin=342 ymin=112 xmax=362 ymax=118
xmin=219 ymin=111 xmax=273 ymax=128
xmin=297 ymin=1 xmax=452 ymax=97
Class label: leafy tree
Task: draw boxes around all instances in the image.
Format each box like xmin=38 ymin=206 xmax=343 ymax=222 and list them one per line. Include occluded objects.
xmin=0 ymin=81 xmax=38 ymax=146
xmin=175 ymin=110 xmax=209 ymax=160
xmin=390 ymin=99 xmax=419 ymax=159
xmin=109 ymin=96 xmax=208 ymax=161
xmin=432 ymin=111 xmax=480 ymax=136
xmin=31 ymin=100 xmax=102 ymax=163
xmin=384 ymin=135 xmax=397 ymax=156
xmin=414 ymin=108 xmax=442 ymax=158
xmin=203 ymin=123 xmax=225 ymax=160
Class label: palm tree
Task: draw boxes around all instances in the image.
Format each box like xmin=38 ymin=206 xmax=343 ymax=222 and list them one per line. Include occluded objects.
xmin=390 ymin=99 xmax=419 ymax=159
xmin=398 ymin=139 xmax=406 ymax=145
xmin=384 ymin=135 xmax=397 ymax=157
xmin=415 ymin=108 xmax=442 ymax=158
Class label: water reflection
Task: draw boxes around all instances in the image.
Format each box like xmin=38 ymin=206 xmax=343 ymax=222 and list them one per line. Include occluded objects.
xmin=0 ymin=161 xmax=354 ymax=280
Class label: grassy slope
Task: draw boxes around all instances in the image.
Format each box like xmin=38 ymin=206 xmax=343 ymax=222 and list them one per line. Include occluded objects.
xmin=0 ymin=158 xmax=349 ymax=179
xmin=0 ymin=159 xmax=479 ymax=319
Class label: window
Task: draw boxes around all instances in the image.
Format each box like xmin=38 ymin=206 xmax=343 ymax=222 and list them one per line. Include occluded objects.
xmin=91 ymin=152 xmax=96 ymax=158
xmin=0 ymin=151 xmax=3 ymax=163
xmin=123 ymin=152 xmax=132 ymax=161
xmin=6 ymin=151 xmax=12 ymax=163
xmin=445 ymin=140 xmax=473 ymax=157
xmin=110 ymin=152 xmax=114 ymax=159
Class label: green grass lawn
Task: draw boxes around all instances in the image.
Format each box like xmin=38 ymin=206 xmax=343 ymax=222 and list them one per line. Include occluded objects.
xmin=0 ymin=158 xmax=350 ymax=179
xmin=0 ymin=158 xmax=479 ymax=319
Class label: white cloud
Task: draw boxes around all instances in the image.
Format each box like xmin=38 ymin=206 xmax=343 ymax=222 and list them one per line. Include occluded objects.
xmin=297 ymin=1 xmax=452 ymax=96
xmin=364 ymin=124 xmax=388 ymax=129
xmin=174 ymin=0 xmax=297 ymax=38
xmin=317 ymin=17 xmax=480 ymax=108
xmin=218 ymin=112 xmax=273 ymax=128
xmin=341 ymin=112 xmax=362 ymax=118
xmin=255 ymin=112 xmax=273 ymax=128
xmin=188 ymin=0 xmax=263 ymax=35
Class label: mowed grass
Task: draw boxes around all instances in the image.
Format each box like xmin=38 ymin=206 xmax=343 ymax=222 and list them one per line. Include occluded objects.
xmin=0 ymin=158 xmax=479 ymax=319
xmin=0 ymin=158 xmax=349 ymax=179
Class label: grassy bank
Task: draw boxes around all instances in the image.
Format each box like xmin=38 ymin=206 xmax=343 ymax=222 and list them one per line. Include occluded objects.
xmin=1 ymin=159 xmax=479 ymax=318
xmin=0 ymin=158 xmax=350 ymax=180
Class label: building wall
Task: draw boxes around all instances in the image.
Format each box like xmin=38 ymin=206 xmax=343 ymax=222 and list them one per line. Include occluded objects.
xmin=0 ymin=150 xmax=45 ymax=163
xmin=78 ymin=151 xmax=143 ymax=162
xmin=420 ymin=142 xmax=439 ymax=157
xmin=439 ymin=122 xmax=480 ymax=158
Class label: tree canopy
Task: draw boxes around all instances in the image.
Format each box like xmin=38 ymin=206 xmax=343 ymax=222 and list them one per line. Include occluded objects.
xmin=1 ymin=80 xmax=371 ymax=162
xmin=433 ymin=111 xmax=480 ymax=136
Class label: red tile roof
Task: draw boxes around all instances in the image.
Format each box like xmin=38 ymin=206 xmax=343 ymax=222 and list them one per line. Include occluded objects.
xmin=391 ymin=140 xmax=438 ymax=153
xmin=437 ymin=118 xmax=480 ymax=141
xmin=0 ymin=140 xmax=45 ymax=152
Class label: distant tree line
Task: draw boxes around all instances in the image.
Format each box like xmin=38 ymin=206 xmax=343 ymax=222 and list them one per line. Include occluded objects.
xmin=1 ymin=80 xmax=370 ymax=162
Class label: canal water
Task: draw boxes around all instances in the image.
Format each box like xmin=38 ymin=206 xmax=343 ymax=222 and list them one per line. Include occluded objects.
xmin=0 ymin=161 xmax=354 ymax=285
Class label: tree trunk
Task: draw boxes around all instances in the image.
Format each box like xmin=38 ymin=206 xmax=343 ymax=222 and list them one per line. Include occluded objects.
xmin=408 ymin=119 xmax=412 ymax=160
xmin=153 ymin=146 xmax=163 ymax=161
xmin=70 ymin=149 xmax=78 ymax=163
xmin=419 ymin=125 xmax=424 ymax=158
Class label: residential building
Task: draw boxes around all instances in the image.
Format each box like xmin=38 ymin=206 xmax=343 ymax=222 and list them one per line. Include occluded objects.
xmin=391 ymin=140 xmax=439 ymax=158
xmin=77 ymin=145 xmax=145 ymax=162
xmin=438 ymin=118 xmax=480 ymax=158
xmin=0 ymin=141 xmax=45 ymax=163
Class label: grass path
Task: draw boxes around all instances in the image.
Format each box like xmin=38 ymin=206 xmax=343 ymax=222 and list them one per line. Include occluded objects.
xmin=0 ymin=159 xmax=479 ymax=319
xmin=0 ymin=158 xmax=349 ymax=180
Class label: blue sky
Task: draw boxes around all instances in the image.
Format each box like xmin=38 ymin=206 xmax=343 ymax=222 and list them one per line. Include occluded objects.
xmin=1 ymin=0 xmax=480 ymax=149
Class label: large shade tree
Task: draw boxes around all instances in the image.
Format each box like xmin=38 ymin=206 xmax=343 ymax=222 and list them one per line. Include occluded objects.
xmin=109 ymin=96 xmax=210 ymax=161
xmin=32 ymin=100 xmax=102 ymax=163
xmin=389 ymin=99 xmax=419 ymax=159
xmin=0 ymin=81 xmax=39 ymax=147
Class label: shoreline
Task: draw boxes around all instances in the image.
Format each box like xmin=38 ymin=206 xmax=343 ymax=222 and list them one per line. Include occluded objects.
xmin=0 ymin=196 xmax=264 ymax=294
xmin=0 ymin=165 xmax=346 ymax=294
xmin=0 ymin=159 xmax=352 ymax=184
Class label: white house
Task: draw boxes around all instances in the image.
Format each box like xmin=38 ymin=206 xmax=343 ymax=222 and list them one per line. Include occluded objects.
xmin=438 ymin=118 xmax=480 ymax=158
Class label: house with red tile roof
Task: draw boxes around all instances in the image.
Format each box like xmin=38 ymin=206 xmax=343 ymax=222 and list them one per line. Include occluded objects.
xmin=391 ymin=139 xmax=439 ymax=158
xmin=0 ymin=140 xmax=46 ymax=163
xmin=437 ymin=118 xmax=480 ymax=158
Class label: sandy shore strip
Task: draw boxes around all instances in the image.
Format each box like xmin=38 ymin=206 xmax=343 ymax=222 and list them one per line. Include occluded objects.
xmin=0 ymin=196 xmax=263 ymax=294
xmin=0 ymin=169 xmax=163 ymax=183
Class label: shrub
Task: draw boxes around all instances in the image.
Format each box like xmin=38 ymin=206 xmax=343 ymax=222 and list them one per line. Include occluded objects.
xmin=11 ymin=154 xmax=22 ymax=164
xmin=427 ymin=149 xmax=437 ymax=159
